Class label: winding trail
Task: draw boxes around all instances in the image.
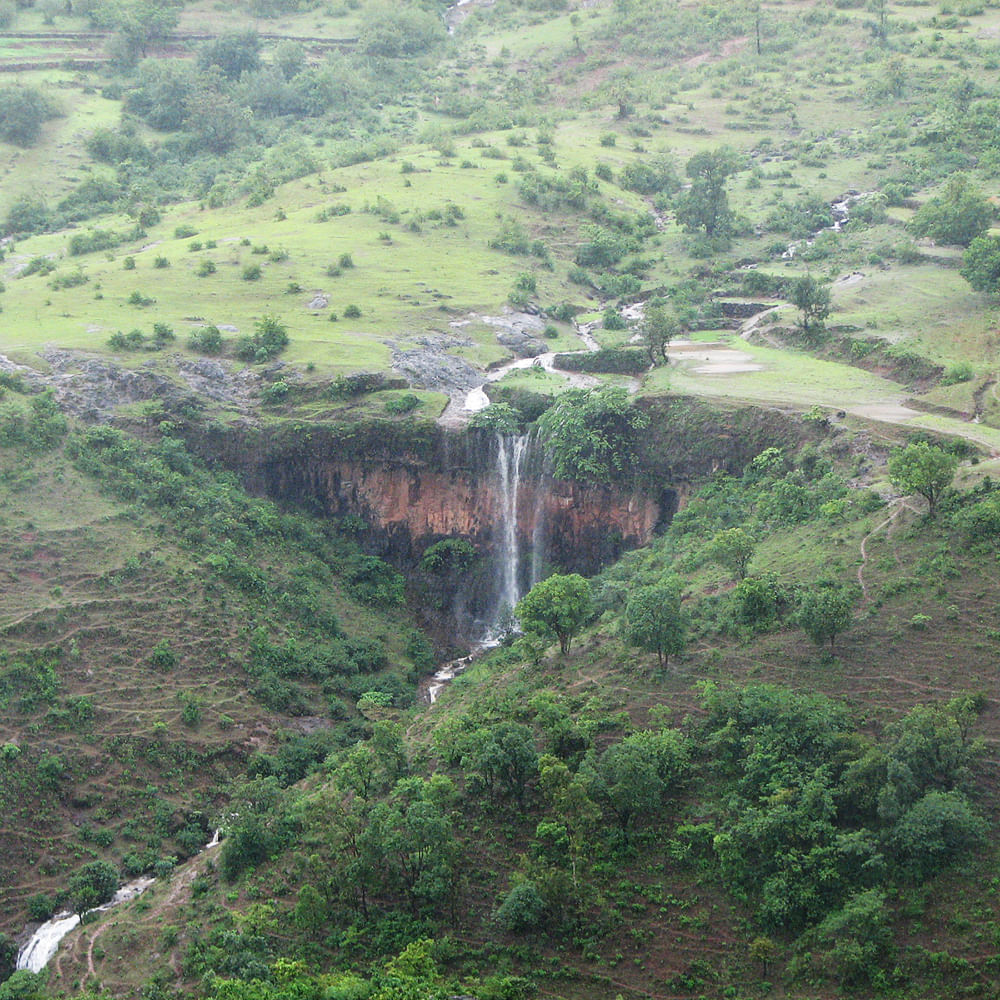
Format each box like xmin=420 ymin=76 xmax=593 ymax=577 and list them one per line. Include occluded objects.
xmin=857 ymin=499 xmax=913 ymax=601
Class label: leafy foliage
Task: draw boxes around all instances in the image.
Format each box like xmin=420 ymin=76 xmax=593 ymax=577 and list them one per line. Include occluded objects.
xmin=888 ymin=441 xmax=958 ymax=517
xmin=536 ymin=387 xmax=648 ymax=485
xmin=624 ymin=580 xmax=687 ymax=667
xmin=910 ymin=174 xmax=993 ymax=247
xmin=515 ymin=574 xmax=593 ymax=654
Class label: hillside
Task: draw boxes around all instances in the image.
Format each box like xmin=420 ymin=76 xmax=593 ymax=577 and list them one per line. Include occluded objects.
xmin=4 ymin=0 xmax=1000 ymax=998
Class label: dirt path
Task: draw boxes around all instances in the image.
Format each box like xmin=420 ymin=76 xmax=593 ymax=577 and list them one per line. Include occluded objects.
xmin=858 ymin=499 xmax=911 ymax=601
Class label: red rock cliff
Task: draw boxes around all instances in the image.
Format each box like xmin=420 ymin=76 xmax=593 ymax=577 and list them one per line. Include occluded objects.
xmin=262 ymin=456 xmax=667 ymax=575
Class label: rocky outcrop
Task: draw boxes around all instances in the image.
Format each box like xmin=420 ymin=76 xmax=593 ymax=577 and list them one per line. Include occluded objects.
xmin=196 ymin=422 xmax=666 ymax=579
xmin=259 ymin=448 xmax=665 ymax=577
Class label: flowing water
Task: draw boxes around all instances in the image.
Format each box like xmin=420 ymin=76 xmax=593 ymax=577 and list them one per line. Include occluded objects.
xmin=15 ymin=833 xmax=220 ymax=974
xmin=495 ymin=433 xmax=529 ymax=616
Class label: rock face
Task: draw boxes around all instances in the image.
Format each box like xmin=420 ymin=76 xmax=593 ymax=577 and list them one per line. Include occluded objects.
xmin=210 ymin=426 xmax=669 ymax=586
xmin=262 ymin=452 xmax=666 ymax=577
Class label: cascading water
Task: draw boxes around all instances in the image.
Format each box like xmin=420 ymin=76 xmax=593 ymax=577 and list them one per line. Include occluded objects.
xmin=13 ymin=831 xmax=222 ymax=975
xmin=494 ymin=433 xmax=530 ymax=619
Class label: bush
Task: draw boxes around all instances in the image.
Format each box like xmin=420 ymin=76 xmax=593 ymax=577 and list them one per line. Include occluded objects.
xmin=343 ymin=304 xmax=362 ymax=318
xmin=234 ymin=315 xmax=290 ymax=363
xmin=495 ymin=881 xmax=547 ymax=933
xmin=553 ymin=348 xmax=648 ymax=375
xmin=69 ymin=229 xmax=122 ymax=256
xmin=187 ymin=325 xmax=224 ymax=355
xmin=67 ymin=860 xmax=119 ymax=913
xmin=243 ymin=263 xmax=262 ymax=281
xmin=941 ymin=361 xmax=974 ymax=385
xmin=385 ymin=393 xmax=421 ymax=415
xmin=196 ymin=260 xmax=216 ymax=277
xmin=891 ymin=790 xmax=987 ymax=879
xmin=602 ymin=307 xmax=626 ymax=330
xmin=0 ymin=85 xmax=57 ymax=147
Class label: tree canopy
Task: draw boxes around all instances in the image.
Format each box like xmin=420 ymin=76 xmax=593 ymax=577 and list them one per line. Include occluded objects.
xmin=887 ymin=441 xmax=958 ymax=517
xmin=674 ymin=147 xmax=739 ymax=237
xmin=536 ymin=386 xmax=649 ymax=485
xmin=625 ymin=580 xmax=687 ymax=667
xmin=515 ymin=574 xmax=593 ymax=655
xmin=961 ymin=233 xmax=1000 ymax=294
xmin=910 ymin=174 xmax=993 ymax=247
xmin=797 ymin=582 xmax=854 ymax=650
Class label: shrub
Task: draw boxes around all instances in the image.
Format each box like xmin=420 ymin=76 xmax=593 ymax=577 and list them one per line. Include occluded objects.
xmin=343 ymin=304 xmax=362 ymax=318
xmin=234 ymin=315 xmax=289 ymax=363
xmin=385 ymin=393 xmax=421 ymax=415
xmin=553 ymin=348 xmax=648 ymax=375
xmin=196 ymin=260 xmax=216 ymax=277
xmin=941 ymin=361 xmax=974 ymax=385
xmin=243 ymin=263 xmax=262 ymax=281
xmin=187 ymin=325 xmax=224 ymax=355
xmin=69 ymin=229 xmax=121 ymax=256
xmin=495 ymin=881 xmax=547 ymax=933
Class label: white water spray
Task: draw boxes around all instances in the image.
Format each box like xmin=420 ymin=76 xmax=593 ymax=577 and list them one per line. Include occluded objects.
xmin=15 ymin=831 xmax=222 ymax=975
xmin=495 ymin=434 xmax=529 ymax=617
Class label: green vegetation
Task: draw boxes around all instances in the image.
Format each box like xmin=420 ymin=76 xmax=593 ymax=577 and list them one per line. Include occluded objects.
xmin=8 ymin=0 xmax=1000 ymax=997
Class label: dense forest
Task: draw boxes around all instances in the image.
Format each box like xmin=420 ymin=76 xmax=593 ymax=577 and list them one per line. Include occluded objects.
xmin=4 ymin=0 xmax=1000 ymax=998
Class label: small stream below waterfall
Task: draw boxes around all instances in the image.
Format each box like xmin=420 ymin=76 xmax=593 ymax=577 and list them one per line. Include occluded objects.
xmin=14 ymin=830 xmax=221 ymax=975
xmin=781 ymin=190 xmax=870 ymax=259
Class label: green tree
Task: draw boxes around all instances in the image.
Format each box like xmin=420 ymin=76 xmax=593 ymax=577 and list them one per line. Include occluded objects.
xmin=198 ymin=29 xmax=262 ymax=79
xmin=420 ymin=538 xmax=476 ymax=575
xmin=584 ymin=728 xmax=690 ymax=838
xmin=708 ymin=526 xmax=755 ymax=580
xmin=67 ymin=860 xmax=119 ymax=912
xmin=0 ymin=971 xmax=49 ymax=1000
xmin=185 ymin=86 xmax=247 ymax=154
xmin=961 ymin=233 xmax=1000 ymax=293
xmin=618 ymin=155 xmax=678 ymax=196
xmin=887 ymin=440 xmax=958 ymax=517
xmin=867 ymin=0 xmax=889 ymax=40
xmin=674 ymin=147 xmax=738 ymax=237
xmin=461 ymin=722 xmax=538 ymax=807
xmin=891 ymin=789 xmax=986 ymax=880
xmin=494 ymin=879 xmax=547 ymax=933
xmin=625 ymin=580 xmax=687 ymax=667
xmin=292 ymin=883 xmax=327 ymax=939
xmin=790 ymin=274 xmax=831 ymax=334
xmin=515 ymin=574 xmax=592 ymax=655
xmin=639 ymin=298 xmax=678 ymax=365
xmin=797 ymin=582 xmax=854 ymax=651
xmin=800 ymin=889 xmax=891 ymax=987
xmin=910 ymin=174 xmax=993 ymax=247
xmin=359 ymin=3 xmax=447 ymax=58
xmin=574 ymin=224 xmax=631 ymax=268
xmin=0 ymin=86 xmax=57 ymax=147
xmin=732 ymin=572 xmax=787 ymax=632
xmin=126 ymin=60 xmax=198 ymax=131
xmin=4 ymin=194 xmax=48 ymax=236
xmin=536 ymin=386 xmax=649 ymax=485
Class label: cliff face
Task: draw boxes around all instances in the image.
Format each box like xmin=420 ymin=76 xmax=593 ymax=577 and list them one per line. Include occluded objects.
xmin=259 ymin=452 xmax=669 ymax=576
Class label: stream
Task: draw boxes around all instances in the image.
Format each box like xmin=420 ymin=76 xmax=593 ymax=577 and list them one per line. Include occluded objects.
xmin=15 ymin=830 xmax=221 ymax=975
xmin=782 ymin=190 xmax=869 ymax=259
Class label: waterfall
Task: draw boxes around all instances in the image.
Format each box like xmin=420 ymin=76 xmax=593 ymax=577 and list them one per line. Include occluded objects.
xmin=495 ymin=433 xmax=529 ymax=617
